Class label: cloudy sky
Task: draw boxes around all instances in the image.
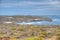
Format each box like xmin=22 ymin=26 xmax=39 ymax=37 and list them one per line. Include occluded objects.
xmin=0 ymin=0 xmax=60 ymax=15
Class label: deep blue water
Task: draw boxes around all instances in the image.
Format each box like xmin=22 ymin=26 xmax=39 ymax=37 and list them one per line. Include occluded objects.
xmin=17 ymin=15 xmax=60 ymax=25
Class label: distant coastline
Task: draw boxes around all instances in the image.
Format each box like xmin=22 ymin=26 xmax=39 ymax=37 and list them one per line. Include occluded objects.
xmin=0 ymin=15 xmax=60 ymax=25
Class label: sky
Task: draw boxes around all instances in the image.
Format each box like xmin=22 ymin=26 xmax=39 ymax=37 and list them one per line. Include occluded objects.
xmin=0 ymin=0 xmax=60 ymax=16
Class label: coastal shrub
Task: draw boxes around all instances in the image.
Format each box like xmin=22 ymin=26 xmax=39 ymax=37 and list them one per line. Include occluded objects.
xmin=24 ymin=36 xmax=42 ymax=40
xmin=10 ymin=27 xmax=16 ymax=30
xmin=58 ymin=27 xmax=60 ymax=30
xmin=10 ymin=37 xmax=17 ymax=40
xmin=17 ymin=28 xmax=24 ymax=31
xmin=41 ymin=32 xmax=47 ymax=36
xmin=55 ymin=30 xmax=60 ymax=35
xmin=56 ymin=36 xmax=60 ymax=40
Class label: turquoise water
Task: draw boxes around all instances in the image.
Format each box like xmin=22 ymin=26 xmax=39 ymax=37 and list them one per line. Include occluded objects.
xmin=17 ymin=15 xmax=60 ymax=25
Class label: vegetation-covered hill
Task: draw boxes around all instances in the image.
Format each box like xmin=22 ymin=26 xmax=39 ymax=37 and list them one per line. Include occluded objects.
xmin=0 ymin=16 xmax=52 ymax=23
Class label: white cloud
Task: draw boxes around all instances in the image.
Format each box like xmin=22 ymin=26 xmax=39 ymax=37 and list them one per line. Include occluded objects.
xmin=0 ymin=0 xmax=60 ymax=10
xmin=1 ymin=1 xmax=60 ymax=6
